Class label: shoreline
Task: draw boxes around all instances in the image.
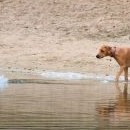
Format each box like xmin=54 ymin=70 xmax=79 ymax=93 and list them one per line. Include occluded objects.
xmin=0 ymin=67 xmax=126 ymax=83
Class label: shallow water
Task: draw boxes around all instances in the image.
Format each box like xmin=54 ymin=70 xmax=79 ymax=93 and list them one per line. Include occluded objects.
xmin=0 ymin=72 xmax=130 ymax=129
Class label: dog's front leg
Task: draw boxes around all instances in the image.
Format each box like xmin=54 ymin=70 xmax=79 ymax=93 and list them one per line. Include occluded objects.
xmin=124 ymin=67 xmax=128 ymax=82
xmin=116 ymin=66 xmax=124 ymax=82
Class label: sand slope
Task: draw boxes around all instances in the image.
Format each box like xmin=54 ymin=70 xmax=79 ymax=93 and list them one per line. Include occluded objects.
xmin=0 ymin=0 xmax=130 ymax=75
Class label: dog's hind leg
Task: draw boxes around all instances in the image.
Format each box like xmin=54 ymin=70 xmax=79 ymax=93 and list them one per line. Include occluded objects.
xmin=124 ymin=67 xmax=128 ymax=82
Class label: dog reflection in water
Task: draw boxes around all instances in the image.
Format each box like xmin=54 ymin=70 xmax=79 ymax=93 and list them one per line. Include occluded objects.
xmin=96 ymin=83 xmax=130 ymax=124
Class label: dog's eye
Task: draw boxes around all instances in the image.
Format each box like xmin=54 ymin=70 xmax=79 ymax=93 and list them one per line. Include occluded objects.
xmin=101 ymin=50 xmax=104 ymax=53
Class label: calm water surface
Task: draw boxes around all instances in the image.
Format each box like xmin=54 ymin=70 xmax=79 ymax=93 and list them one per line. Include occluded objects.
xmin=0 ymin=76 xmax=130 ymax=129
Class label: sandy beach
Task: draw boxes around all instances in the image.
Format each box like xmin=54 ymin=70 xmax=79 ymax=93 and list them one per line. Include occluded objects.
xmin=0 ymin=0 xmax=130 ymax=77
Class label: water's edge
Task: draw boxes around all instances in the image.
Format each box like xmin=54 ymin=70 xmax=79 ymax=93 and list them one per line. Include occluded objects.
xmin=0 ymin=70 xmax=127 ymax=86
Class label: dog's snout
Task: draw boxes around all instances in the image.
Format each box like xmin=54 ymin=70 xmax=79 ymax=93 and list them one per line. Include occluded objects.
xmin=96 ymin=55 xmax=100 ymax=58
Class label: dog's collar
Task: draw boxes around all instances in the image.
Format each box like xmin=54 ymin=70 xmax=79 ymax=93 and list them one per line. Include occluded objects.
xmin=111 ymin=46 xmax=116 ymax=57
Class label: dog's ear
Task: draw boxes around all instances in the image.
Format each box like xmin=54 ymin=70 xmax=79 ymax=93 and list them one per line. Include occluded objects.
xmin=103 ymin=45 xmax=112 ymax=55
xmin=107 ymin=46 xmax=113 ymax=55
xmin=104 ymin=46 xmax=111 ymax=51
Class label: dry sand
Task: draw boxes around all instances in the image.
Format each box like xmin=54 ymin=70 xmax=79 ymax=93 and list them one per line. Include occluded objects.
xmin=0 ymin=0 xmax=130 ymax=76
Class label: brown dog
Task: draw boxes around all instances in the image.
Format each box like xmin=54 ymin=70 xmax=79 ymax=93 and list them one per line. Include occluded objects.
xmin=96 ymin=45 xmax=130 ymax=82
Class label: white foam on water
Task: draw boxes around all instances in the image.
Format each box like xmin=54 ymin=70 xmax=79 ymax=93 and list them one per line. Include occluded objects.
xmin=41 ymin=71 xmax=85 ymax=80
xmin=0 ymin=75 xmax=8 ymax=91
xmin=41 ymin=71 xmax=124 ymax=82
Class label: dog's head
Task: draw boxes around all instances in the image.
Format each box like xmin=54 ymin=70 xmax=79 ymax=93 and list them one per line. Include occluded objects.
xmin=96 ymin=45 xmax=112 ymax=59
